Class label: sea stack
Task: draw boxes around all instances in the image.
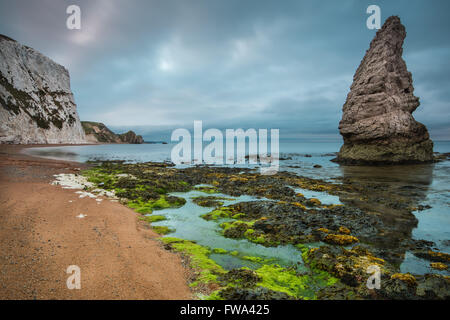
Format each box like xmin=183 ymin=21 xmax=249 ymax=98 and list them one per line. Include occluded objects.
xmin=336 ymin=16 xmax=433 ymax=164
xmin=0 ymin=34 xmax=86 ymax=144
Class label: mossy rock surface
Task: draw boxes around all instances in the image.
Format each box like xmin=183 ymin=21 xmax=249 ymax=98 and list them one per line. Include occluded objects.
xmin=336 ymin=140 xmax=434 ymax=165
xmin=192 ymin=196 xmax=233 ymax=208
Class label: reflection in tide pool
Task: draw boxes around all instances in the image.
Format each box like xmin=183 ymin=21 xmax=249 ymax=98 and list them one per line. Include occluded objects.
xmin=402 ymin=161 xmax=450 ymax=275
xmin=340 ymin=161 xmax=450 ymax=275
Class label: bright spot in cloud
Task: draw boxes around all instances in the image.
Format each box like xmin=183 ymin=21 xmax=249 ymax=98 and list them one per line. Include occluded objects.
xmin=159 ymin=58 xmax=174 ymax=71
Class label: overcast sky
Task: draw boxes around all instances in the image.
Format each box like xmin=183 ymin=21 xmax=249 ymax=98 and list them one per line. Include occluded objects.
xmin=0 ymin=0 xmax=449 ymax=141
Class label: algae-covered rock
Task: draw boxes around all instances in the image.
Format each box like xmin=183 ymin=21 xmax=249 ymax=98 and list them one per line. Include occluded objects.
xmin=305 ymin=245 xmax=450 ymax=300
xmin=380 ymin=274 xmax=450 ymax=300
xmin=430 ymin=262 xmax=448 ymax=271
xmin=414 ymin=249 xmax=450 ymax=263
xmin=218 ymin=200 xmax=380 ymax=249
xmin=324 ymin=234 xmax=359 ymax=246
xmin=192 ymin=196 xmax=233 ymax=207
xmin=414 ymin=274 xmax=450 ymax=300
xmin=218 ymin=268 xmax=261 ymax=287
xmin=218 ymin=286 xmax=294 ymax=300
xmin=304 ymin=246 xmax=389 ymax=287
xmin=391 ymin=273 xmax=417 ymax=286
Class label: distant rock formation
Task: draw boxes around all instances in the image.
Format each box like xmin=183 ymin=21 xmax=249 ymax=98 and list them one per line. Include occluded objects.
xmin=336 ymin=16 xmax=433 ymax=164
xmin=118 ymin=130 xmax=144 ymax=144
xmin=0 ymin=34 xmax=86 ymax=144
xmin=82 ymin=121 xmax=144 ymax=144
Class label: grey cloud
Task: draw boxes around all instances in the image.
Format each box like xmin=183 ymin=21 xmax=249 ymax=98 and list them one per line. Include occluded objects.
xmin=0 ymin=0 xmax=449 ymax=141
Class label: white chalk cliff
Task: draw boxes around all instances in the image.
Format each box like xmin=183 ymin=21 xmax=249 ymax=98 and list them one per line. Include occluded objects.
xmin=0 ymin=34 xmax=86 ymax=144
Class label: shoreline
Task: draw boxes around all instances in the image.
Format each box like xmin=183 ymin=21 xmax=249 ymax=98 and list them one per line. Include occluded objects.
xmin=1 ymin=144 xmax=449 ymax=300
xmin=0 ymin=144 xmax=193 ymax=299
xmin=70 ymin=156 xmax=449 ymax=300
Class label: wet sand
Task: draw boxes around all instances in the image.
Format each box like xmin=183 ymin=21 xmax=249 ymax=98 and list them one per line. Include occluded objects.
xmin=0 ymin=145 xmax=192 ymax=299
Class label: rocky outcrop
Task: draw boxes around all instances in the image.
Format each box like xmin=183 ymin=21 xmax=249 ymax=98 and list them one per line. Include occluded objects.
xmin=118 ymin=131 xmax=144 ymax=144
xmin=82 ymin=121 xmax=120 ymax=143
xmin=82 ymin=121 xmax=144 ymax=144
xmin=0 ymin=34 xmax=86 ymax=144
xmin=336 ymin=16 xmax=433 ymax=164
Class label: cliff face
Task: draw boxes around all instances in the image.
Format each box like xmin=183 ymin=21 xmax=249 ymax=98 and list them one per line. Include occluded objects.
xmin=337 ymin=16 xmax=433 ymax=164
xmin=0 ymin=35 xmax=86 ymax=144
xmin=82 ymin=121 xmax=144 ymax=144
xmin=82 ymin=121 xmax=121 ymax=143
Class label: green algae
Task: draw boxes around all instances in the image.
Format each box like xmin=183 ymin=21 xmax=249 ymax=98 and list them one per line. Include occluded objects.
xmin=197 ymin=199 xmax=224 ymax=207
xmin=201 ymin=207 xmax=234 ymax=220
xmin=139 ymin=215 xmax=166 ymax=223
xmin=81 ymin=165 xmax=187 ymax=215
xmin=297 ymin=245 xmax=340 ymax=289
xmin=202 ymin=260 xmax=338 ymax=300
xmin=179 ymin=181 xmax=189 ymax=187
xmin=152 ymin=226 xmax=174 ymax=235
xmin=192 ymin=196 xmax=234 ymax=208
xmin=160 ymin=237 xmax=226 ymax=287
xmin=212 ymin=248 xmax=228 ymax=254
xmin=242 ymin=255 xmax=274 ymax=264
xmin=160 ymin=237 xmax=184 ymax=244
xmin=255 ymin=264 xmax=310 ymax=298
xmin=244 ymin=229 xmax=255 ymax=237
xmin=128 ymin=195 xmax=186 ymax=214
xmin=248 ymin=234 xmax=280 ymax=246
xmin=243 ymin=229 xmax=274 ymax=245
xmin=154 ymin=211 xmax=336 ymax=299
xmin=254 ymin=263 xmax=338 ymax=299
xmin=193 ymin=186 xmax=218 ymax=194
xmin=220 ymin=220 xmax=255 ymax=231
xmin=128 ymin=199 xmax=154 ymax=214
xmin=218 ymin=220 xmax=280 ymax=246
xmin=82 ymin=167 xmax=119 ymax=189
xmin=204 ymin=290 xmax=224 ymax=300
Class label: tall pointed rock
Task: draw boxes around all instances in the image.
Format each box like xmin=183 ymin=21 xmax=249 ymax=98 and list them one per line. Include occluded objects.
xmin=336 ymin=16 xmax=433 ymax=164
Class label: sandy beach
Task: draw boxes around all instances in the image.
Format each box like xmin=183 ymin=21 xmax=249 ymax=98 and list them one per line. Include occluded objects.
xmin=0 ymin=145 xmax=192 ymax=299
xmin=1 ymin=2 xmax=449 ymax=305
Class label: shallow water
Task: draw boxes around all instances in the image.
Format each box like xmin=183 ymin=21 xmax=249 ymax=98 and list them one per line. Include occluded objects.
xmin=293 ymin=187 xmax=342 ymax=205
xmin=401 ymin=160 xmax=450 ymax=275
xmin=151 ymin=189 xmax=307 ymax=271
xmin=337 ymin=161 xmax=450 ymax=274
xmin=26 ymin=140 xmax=450 ymax=275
